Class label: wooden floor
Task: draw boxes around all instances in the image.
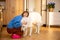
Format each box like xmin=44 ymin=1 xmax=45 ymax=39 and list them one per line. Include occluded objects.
xmin=0 ymin=27 xmax=60 ymax=40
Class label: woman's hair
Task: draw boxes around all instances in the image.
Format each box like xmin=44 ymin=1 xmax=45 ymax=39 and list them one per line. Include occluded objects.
xmin=22 ymin=11 xmax=29 ymax=17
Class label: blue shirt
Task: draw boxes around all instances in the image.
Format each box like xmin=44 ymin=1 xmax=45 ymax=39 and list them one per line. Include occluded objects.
xmin=7 ymin=15 xmax=22 ymax=29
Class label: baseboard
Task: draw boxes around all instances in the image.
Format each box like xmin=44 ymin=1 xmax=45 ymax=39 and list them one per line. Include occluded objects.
xmin=3 ymin=24 xmax=46 ymax=27
xmin=2 ymin=25 xmax=7 ymax=27
xmin=42 ymin=24 xmax=60 ymax=28
xmin=3 ymin=24 xmax=47 ymax=27
xmin=2 ymin=24 xmax=60 ymax=28
xmin=42 ymin=24 xmax=46 ymax=27
xmin=50 ymin=25 xmax=60 ymax=28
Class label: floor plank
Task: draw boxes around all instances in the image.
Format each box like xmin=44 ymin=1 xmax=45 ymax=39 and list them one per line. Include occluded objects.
xmin=1 ymin=27 xmax=60 ymax=40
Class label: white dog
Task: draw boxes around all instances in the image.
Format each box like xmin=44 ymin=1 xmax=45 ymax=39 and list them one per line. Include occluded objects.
xmin=21 ymin=12 xmax=42 ymax=36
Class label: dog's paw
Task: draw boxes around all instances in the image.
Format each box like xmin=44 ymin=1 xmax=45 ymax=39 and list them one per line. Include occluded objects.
xmin=34 ymin=32 xmax=40 ymax=34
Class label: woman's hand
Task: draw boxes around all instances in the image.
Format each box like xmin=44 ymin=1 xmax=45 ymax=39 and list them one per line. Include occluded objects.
xmin=22 ymin=21 xmax=27 ymax=25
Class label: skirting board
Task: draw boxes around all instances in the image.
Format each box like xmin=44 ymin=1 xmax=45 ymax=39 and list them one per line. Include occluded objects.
xmin=2 ymin=25 xmax=7 ymax=27
xmin=2 ymin=24 xmax=60 ymax=28
xmin=42 ymin=24 xmax=60 ymax=28
xmin=2 ymin=24 xmax=46 ymax=27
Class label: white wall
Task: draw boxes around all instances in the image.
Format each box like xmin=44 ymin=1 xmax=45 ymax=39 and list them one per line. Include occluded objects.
xmin=28 ymin=0 xmax=35 ymax=12
xmin=53 ymin=12 xmax=60 ymax=25
xmin=42 ymin=0 xmax=47 ymax=24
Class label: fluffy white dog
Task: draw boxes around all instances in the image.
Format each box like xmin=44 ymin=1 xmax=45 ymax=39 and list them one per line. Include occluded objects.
xmin=21 ymin=11 xmax=42 ymax=36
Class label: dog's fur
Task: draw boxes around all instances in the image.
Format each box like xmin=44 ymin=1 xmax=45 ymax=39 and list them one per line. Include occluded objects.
xmin=21 ymin=12 xmax=42 ymax=36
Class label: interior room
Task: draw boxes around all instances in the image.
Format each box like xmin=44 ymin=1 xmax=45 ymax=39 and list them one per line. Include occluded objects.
xmin=0 ymin=0 xmax=60 ymax=40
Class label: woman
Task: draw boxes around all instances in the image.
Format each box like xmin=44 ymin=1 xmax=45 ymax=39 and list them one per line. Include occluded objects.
xmin=7 ymin=11 xmax=29 ymax=38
